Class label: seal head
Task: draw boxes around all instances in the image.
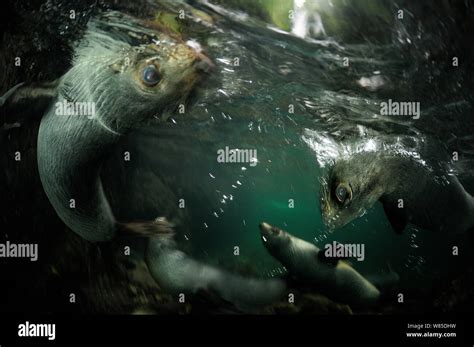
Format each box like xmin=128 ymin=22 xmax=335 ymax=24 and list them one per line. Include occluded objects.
xmin=320 ymin=154 xmax=385 ymax=230
xmin=259 ymin=222 xmax=294 ymax=263
xmin=320 ymin=151 xmax=474 ymax=234
xmin=61 ymin=40 xmax=212 ymax=135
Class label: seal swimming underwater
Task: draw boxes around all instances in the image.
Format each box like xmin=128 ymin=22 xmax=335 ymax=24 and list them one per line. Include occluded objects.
xmin=35 ymin=14 xmax=212 ymax=242
xmin=320 ymin=150 xmax=474 ymax=234
xmin=259 ymin=222 xmax=380 ymax=307
xmin=145 ymin=228 xmax=286 ymax=312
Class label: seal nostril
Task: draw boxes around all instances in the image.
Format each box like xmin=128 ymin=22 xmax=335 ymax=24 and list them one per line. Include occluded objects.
xmin=194 ymin=53 xmax=215 ymax=74
xmin=195 ymin=60 xmax=210 ymax=73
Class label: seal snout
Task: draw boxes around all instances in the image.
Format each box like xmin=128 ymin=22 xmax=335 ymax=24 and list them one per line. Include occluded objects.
xmin=185 ymin=39 xmax=214 ymax=74
xmin=259 ymin=222 xmax=281 ymax=238
xmin=193 ymin=52 xmax=215 ymax=74
xmin=259 ymin=222 xmax=273 ymax=235
xmin=259 ymin=222 xmax=271 ymax=244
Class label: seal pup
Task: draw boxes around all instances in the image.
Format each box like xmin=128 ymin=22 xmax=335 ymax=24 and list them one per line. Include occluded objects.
xmin=146 ymin=227 xmax=286 ymax=312
xmin=35 ymin=14 xmax=212 ymax=242
xmin=259 ymin=222 xmax=380 ymax=307
xmin=320 ymin=150 xmax=474 ymax=234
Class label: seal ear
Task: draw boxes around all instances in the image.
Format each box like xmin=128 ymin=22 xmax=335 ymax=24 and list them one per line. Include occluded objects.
xmin=382 ymin=202 xmax=407 ymax=234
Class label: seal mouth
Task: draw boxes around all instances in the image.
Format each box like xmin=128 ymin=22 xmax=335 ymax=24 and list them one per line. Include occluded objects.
xmin=322 ymin=213 xmax=342 ymax=232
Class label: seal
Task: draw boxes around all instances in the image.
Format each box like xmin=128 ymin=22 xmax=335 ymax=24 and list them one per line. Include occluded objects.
xmin=320 ymin=150 xmax=474 ymax=234
xmin=35 ymin=14 xmax=213 ymax=242
xmin=145 ymin=229 xmax=286 ymax=312
xmin=259 ymin=222 xmax=380 ymax=307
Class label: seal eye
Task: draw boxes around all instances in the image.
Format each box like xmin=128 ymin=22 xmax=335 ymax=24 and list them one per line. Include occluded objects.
xmin=142 ymin=65 xmax=161 ymax=86
xmin=335 ymin=183 xmax=352 ymax=205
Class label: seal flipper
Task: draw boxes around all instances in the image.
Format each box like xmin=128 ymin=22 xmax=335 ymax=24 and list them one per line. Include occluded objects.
xmin=0 ymin=82 xmax=24 ymax=107
xmin=117 ymin=217 xmax=175 ymax=237
xmin=317 ymin=251 xmax=344 ymax=265
xmin=1 ymin=81 xmax=59 ymax=122
xmin=382 ymin=202 xmax=407 ymax=234
xmin=317 ymin=241 xmax=352 ymax=265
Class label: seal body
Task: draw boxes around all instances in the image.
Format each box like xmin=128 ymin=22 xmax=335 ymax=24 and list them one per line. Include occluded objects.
xmin=38 ymin=102 xmax=118 ymax=241
xmin=320 ymin=151 xmax=474 ymax=234
xmin=146 ymin=235 xmax=286 ymax=311
xmin=259 ymin=222 xmax=380 ymax=307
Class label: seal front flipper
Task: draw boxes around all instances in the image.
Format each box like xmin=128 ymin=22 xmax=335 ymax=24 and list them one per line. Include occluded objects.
xmin=0 ymin=82 xmax=24 ymax=107
xmin=382 ymin=201 xmax=407 ymax=234
xmin=117 ymin=217 xmax=175 ymax=237
xmin=318 ymin=241 xmax=354 ymax=265
xmin=0 ymin=81 xmax=59 ymax=122
xmin=317 ymin=251 xmax=345 ymax=265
